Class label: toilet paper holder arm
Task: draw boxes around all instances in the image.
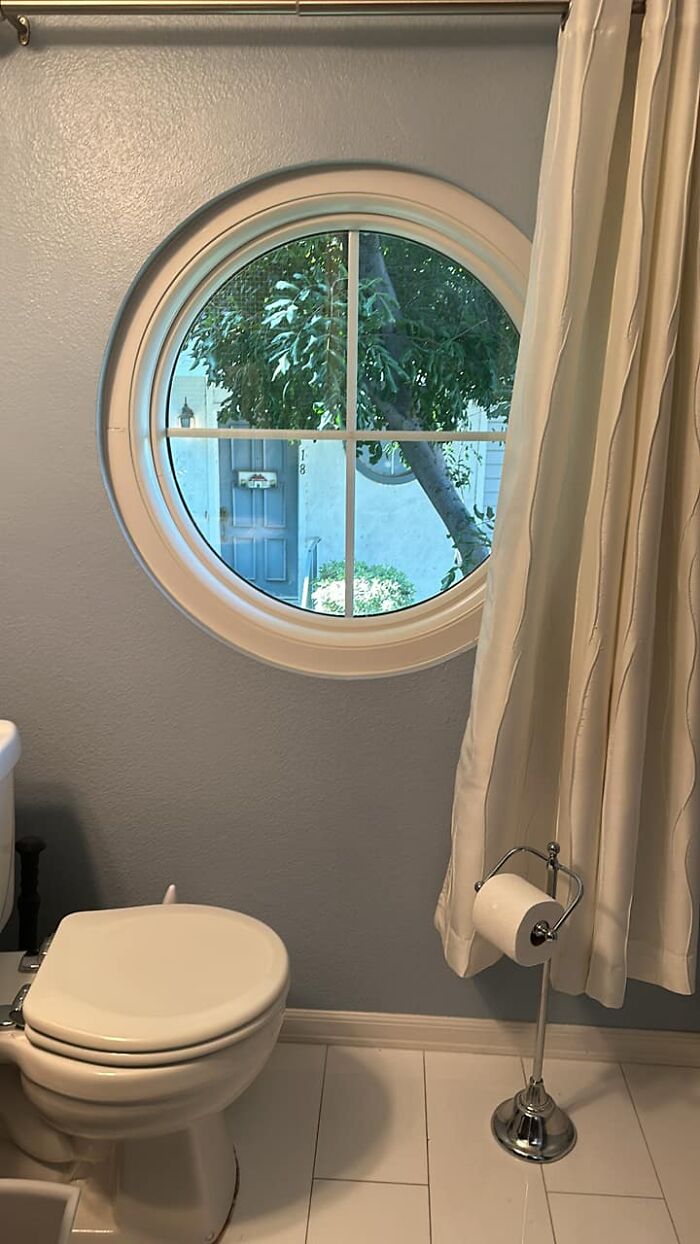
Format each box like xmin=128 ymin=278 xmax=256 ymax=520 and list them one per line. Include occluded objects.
xmin=474 ymin=842 xmax=584 ymax=943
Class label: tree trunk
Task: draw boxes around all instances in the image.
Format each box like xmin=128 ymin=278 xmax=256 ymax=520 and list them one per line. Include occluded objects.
xmin=359 ymin=234 xmax=489 ymax=576
xmin=374 ymin=406 xmax=489 ymax=578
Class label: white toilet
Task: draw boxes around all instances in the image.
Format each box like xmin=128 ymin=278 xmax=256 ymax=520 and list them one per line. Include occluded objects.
xmin=0 ymin=722 xmax=290 ymax=1244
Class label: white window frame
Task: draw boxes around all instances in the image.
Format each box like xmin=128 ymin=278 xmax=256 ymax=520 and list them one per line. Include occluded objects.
xmin=100 ymin=167 xmax=529 ymax=678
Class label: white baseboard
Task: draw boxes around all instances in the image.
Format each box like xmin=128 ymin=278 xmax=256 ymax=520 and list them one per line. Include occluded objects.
xmin=280 ymin=1008 xmax=700 ymax=1067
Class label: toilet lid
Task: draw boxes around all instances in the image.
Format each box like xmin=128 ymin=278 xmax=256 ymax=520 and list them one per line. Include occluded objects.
xmin=22 ymin=904 xmax=290 ymax=1055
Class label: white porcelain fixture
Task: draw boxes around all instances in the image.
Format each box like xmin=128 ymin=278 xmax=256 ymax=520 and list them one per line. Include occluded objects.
xmin=0 ymin=723 xmax=290 ymax=1244
xmin=0 ymin=1179 xmax=80 ymax=1244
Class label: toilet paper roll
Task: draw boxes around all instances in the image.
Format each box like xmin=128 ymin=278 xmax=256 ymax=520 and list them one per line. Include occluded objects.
xmin=472 ymin=873 xmax=564 ymax=967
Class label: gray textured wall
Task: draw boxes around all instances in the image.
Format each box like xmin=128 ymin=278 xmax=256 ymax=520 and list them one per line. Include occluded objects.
xmin=2 ymin=15 xmax=697 ymax=1031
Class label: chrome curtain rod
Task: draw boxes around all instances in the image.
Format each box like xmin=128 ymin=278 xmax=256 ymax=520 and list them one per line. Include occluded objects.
xmin=0 ymin=0 xmax=647 ymax=47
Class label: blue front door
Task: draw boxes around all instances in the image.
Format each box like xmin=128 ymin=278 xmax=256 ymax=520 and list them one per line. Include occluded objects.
xmin=219 ymin=438 xmax=299 ymax=604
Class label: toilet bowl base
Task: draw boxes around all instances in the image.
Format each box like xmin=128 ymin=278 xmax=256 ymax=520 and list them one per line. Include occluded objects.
xmin=0 ymin=1109 xmax=240 ymax=1244
xmin=68 ymin=1114 xmax=239 ymax=1244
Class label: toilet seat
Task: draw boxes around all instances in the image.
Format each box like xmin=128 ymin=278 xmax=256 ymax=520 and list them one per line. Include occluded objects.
xmin=22 ymin=904 xmax=290 ymax=1062
xmin=24 ymin=996 xmax=285 ymax=1067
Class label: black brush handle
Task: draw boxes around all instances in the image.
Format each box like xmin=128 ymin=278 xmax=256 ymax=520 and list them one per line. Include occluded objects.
xmin=15 ymin=836 xmax=46 ymax=954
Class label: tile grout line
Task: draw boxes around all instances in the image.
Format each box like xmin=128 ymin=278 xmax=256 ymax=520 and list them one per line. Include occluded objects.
xmin=540 ymin=1170 xmax=557 ymax=1244
xmin=619 ymin=1063 xmax=683 ymax=1244
xmin=313 ymin=1176 xmax=430 ymax=1188
xmin=519 ymin=1054 xmax=558 ymax=1244
xmin=303 ymin=1043 xmax=329 ymax=1244
xmin=548 ymin=1189 xmax=668 ymax=1201
xmin=422 ymin=1050 xmax=433 ymax=1244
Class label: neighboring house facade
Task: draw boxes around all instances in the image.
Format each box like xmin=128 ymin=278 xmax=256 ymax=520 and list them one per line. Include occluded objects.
xmin=169 ymin=356 xmax=506 ymax=611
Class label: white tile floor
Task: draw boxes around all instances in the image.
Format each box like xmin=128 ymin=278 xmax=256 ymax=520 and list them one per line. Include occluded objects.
xmin=223 ymin=1042 xmax=695 ymax=1244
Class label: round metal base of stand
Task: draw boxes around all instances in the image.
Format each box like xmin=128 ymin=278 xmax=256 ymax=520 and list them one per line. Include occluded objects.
xmin=492 ymin=1079 xmax=576 ymax=1164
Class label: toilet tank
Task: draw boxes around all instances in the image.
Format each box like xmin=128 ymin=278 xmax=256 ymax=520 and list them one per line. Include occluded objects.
xmin=0 ymin=723 xmax=21 ymax=934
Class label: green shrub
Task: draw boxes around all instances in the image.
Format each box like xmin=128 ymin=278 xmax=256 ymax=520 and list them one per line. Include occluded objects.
xmin=313 ymin=560 xmax=416 ymax=615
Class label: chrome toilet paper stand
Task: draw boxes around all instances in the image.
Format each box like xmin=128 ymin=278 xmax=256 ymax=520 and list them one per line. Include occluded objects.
xmin=474 ymin=842 xmax=584 ymax=1163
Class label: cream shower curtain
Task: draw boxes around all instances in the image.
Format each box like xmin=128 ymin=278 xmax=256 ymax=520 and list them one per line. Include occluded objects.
xmin=435 ymin=0 xmax=700 ymax=1008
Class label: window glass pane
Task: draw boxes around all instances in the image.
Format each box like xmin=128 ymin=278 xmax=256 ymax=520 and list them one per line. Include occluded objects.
xmin=353 ymin=438 xmax=505 ymax=614
xmin=169 ymin=232 xmax=348 ymax=431
xmin=166 ymin=227 xmax=516 ymax=621
xmin=168 ymin=436 xmax=345 ymax=613
xmin=356 ymin=231 xmax=517 ymax=434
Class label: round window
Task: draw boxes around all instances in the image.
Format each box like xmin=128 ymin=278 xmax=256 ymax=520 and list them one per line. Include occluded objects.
xmin=100 ymin=168 xmax=529 ymax=676
xmin=356 ymin=444 xmax=415 ymax=486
